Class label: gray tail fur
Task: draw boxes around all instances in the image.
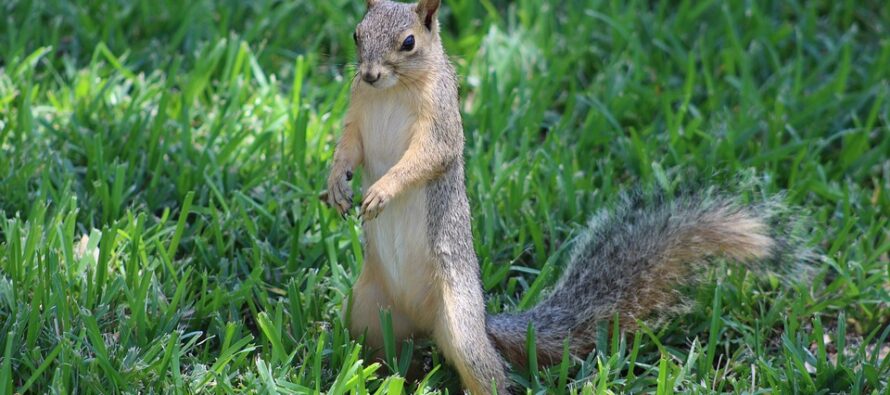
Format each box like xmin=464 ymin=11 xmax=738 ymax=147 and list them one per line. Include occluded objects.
xmin=486 ymin=188 xmax=804 ymax=367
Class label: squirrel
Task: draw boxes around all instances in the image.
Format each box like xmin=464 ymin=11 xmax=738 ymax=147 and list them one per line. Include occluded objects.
xmin=323 ymin=0 xmax=793 ymax=393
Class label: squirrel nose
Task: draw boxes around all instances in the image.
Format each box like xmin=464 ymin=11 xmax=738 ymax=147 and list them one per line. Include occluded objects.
xmin=362 ymin=71 xmax=381 ymax=84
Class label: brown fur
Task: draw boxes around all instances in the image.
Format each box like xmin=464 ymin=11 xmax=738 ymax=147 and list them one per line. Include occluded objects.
xmin=486 ymin=191 xmax=783 ymax=368
xmin=326 ymin=0 xmax=508 ymax=393
xmin=325 ymin=1 xmax=793 ymax=392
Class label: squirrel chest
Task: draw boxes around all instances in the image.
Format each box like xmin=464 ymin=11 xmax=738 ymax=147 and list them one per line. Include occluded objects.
xmin=356 ymin=89 xmax=439 ymax=323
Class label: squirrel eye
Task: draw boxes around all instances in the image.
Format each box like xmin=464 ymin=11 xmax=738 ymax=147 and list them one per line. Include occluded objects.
xmin=400 ymin=35 xmax=415 ymax=51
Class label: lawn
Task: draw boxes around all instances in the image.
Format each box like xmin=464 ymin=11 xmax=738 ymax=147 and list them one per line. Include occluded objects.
xmin=1 ymin=0 xmax=888 ymax=393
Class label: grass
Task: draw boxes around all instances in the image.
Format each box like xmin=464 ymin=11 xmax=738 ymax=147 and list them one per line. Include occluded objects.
xmin=0 ymin=0 xmax=888 ymax=393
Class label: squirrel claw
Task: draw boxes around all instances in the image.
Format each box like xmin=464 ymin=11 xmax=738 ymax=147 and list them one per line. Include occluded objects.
xmin=360 ymin=190 xmax=389 ymax=220
xmin=325 ymin=170 xmax=355 ymax=217
xmin=362 ymin=181 xmax=390 ymax=216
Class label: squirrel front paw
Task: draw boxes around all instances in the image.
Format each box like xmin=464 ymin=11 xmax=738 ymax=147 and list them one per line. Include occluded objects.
xmin=361 ymin=179 xmax=395 ymax=220
xmin=326 ymin=168 xmax=354 ymax=215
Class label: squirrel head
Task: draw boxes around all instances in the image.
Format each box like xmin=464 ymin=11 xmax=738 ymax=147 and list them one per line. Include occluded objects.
xmin=354 ymin=0 xmax=442 ymax=90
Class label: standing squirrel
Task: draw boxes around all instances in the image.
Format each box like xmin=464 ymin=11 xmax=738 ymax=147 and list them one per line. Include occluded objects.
xmin=324 ymin=0 xmax=788 ymax=393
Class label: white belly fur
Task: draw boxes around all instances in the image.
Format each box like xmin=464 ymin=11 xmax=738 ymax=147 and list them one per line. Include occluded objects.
xmin=359 ymin=90 xmax=438 ymax=325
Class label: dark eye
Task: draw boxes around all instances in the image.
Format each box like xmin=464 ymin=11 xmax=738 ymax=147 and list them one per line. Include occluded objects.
xmin=353 ymin=32 xmax=358 ymax=43
xmin=400 ymin=35 xmax=415 ymax=51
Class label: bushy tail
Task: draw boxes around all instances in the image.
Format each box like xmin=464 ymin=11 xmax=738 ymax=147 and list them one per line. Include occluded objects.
xmin=487 ymin=189 xmax=801 ymax=367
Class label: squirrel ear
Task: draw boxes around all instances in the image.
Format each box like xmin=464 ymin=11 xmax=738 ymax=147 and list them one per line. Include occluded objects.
xmin=415 ymin=0 xmax=440 ymax=31
xmin=366 ymin=0 xmax=379 ymax=8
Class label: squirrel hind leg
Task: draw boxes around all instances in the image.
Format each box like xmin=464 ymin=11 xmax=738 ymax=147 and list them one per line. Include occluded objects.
xmin=345 ymin=263 xmax=417 ymax=360
xmin=433 ymin=283 xmax=509 ymax=395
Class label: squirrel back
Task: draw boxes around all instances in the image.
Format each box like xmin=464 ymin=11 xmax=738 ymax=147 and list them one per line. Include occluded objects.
xmin=486 ymin=188 xmax=803 ymax=366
